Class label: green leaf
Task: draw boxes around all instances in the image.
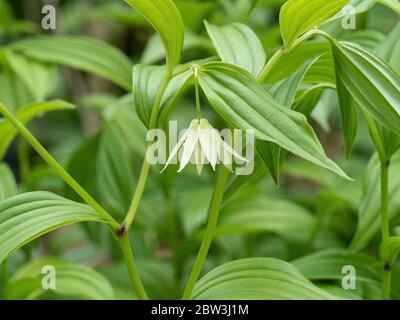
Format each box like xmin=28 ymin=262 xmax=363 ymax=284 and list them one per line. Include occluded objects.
xmin=108 ymin=95 xmax=148 ymax=156
xmin=324 ymin=0 xmax=377 ymax=24
xmin=198 ymin=62 xmax=350 ymax=180
xmin=66 ymin=121 xmax=137 ymax=218
xmin=10 ymin=36 xmax=132 ymax=90
xmin=257 ymin=58 xmax=319 ymax=183
xmin=64 ymin=135 xmax=101 ymax=204
xmin=376 ymin=23 xmax=400 ymax=75
xmin=266 ymin=58 xmax=317 ymax=107
xmin=350 ymin=152 xmax=400 ymax=252
xmin=331 ymin=40 xmax=400 ymax=137
xmin=0 ymin=100 xmax=75 ymax=159
xmin=266 ymin=42 xmax=331 ymax=83
xmin=341 ymin=29 xmax=384 ymax=50
xmin=141 ymin=30 xmax=211 ymax=65
xmin=0 ymin=192 xmax=110 ymax=264
xmin=191 ymin=258 xmax=336 ymax=299
xmin=217 ymin=196 xmax=315 ymax=240
xmin=7 ymin=258 xmax=114 ymax=300
xmin=99 ymin=260 xmax=180 ymax=299
xmin=256 ymin=141 xmax=281 ymax=184
xmin=175 ymin=0 xmax=216 ymax=30
xmin=293 ymin=248 xmax=381 ymax=287
xmin=3 ymin=50 xmax=57 ymax=101
xmin=380 ymin=237 xmax=400 ymax=266
xmin=373 ymin=24 xmax=400 ymax=158
xmin=0 ymin=162 xmax=17 ymax=201
xmin=124 ymin=0 xmax=184 ymax=70
xmin=279 ymin=0 xmax=347 ymax=48
xmin=204 ymin=21 xmax=266 ymax=77
xmin=133 ymin=64 xmax=193 ymax=127
xmin=378 ymin=0 xmax=400 ymax=12
xmin=96 ymin=124 xmax=134 ymax=217
xmin=335 ymin=64 xmax=359 ymax=158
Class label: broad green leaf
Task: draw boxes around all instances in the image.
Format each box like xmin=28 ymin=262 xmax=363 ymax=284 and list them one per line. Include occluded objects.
xmin=320 ymin=286 xmax=362 ymax=300
xmin=335 ymin=64 xmax=359 ymax=157
xmin=310 ymin=89 xmax=337 ymax=132
xmin=3 ymin=50 xmax=57 ymax=101
xmin=0 ymin=162 xmax=17 ymax=201
xmin=258 ymin=58 xmax=318 ymax=184
xmin=373 ymin=23 xmax=400 ymax=158
xmin=323 ymin=0 xmax=377 ymax=24
xmin=191 ymin=258 xmax=336 ymax=299
xmin=64 ymin=135 xmax=101 ymax=204
xmin=331 ymin=40 xmax=400 ymax=137
xmin=0 ymin=100 xmax=75 ymax=159
xmin=82 ymin=94 xmax=147 ymax=156
xmin=133 ymin=64 xmax=193 ymax=127
xmin=350 ymin=152 xmax=400 ymax=252
xmin=66 ymin=121 xmax=137 ymax=218
xmin=0 ymin=192 xmax=110 ymax=264
xmin=7 ymin=258 xmax=114 ymax=300
xmin=380 ymin=237 xmax=400 ymax=266
xmin=198 ymin=62 xmax=350 ymax=180
xmin=141 ymin=30 xmax=211 ymax=65
xmin=341 ymin=29 xmax=384 ymax=50
xmin=376 ymin=23 xmax=400 ymax=74
xmin=175 ymin=0 xmax=216 ymax=30
xmin=0 ymin=68 xmax=33 ymax=112
xmin=124 ymin=0 xmax=184 ymax=70
xmin=217 ymin=196 xmax=315 ymax=240
xmin=204 ymin=21 xmax=266 ymax=77
xmin=223 ymin=157 xmax=268 ymax=201
xmin=266 ymin=42 xmax=331 ymax=83
xmin=265 ymin=59 xmax=317 ymax=107
xmin=279 ymin=0 xmax=347 ymax=48
xmin=96 ymin=124 xmax=134 ymax=217
xmin=293 ymin=248 xmax=381 ymax=287
xmin=108 ymin=95 xmax=148 ymax=156
xmin=378 ymin=0 xmax=400 ymax=12
xmin=10 ymin=36 xmax=132 ymax=90
xmin=99 ymin=260 xmax=180 ymax=300
xmin=256 ymin=141 xmax=281 ymax=184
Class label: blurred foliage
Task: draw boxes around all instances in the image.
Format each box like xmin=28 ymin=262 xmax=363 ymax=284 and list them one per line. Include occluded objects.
xmin=0 ymin=0 xmax=399 ymax=300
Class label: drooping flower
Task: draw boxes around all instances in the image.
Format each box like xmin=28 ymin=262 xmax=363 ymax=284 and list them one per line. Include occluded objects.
xmin=161 ymin=118 xmax=248 ymax=174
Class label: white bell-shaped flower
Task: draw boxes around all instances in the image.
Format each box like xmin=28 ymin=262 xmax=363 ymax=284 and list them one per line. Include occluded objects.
xmin=162 ymin=119 xmax=248 ymax=174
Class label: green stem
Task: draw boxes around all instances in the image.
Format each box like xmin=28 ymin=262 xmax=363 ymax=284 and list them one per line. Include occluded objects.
xmin=118 ymin=235 xmax=148 ymax=300
xmin=149 ymin=71 xmax=173 ymax=130
xmin=361 ymin=110 xmax=387 ymax=161
xmin=123 ymin=72 xmax=173 ymax=231
xmin=257 ymin=48 xmax=286 ymax=83
xmin=193 ymin=65 xmax=202 ymax=119
xmin=0 ymin=103 xmax=118 ymax=228
xmin=360 ymin=110 xmax=392 ymax=300
xmin=181 ymin=30 xmax=321 ymax=299
xmin=182 ymin=167 xmax=230 ymax=299
xmin=123 ymin=160 xmax=151 ymax=230
xmin=381 ymin=159 xmax=390 ymax=241
xmin=381 ymin=158 xmax=391 ymax=300
xmin=257 ymin=29 xmax=320 ymax=83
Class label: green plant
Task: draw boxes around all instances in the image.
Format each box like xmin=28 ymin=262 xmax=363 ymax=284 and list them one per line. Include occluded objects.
xmin=0 ymin=0 xmax=400 ymax=300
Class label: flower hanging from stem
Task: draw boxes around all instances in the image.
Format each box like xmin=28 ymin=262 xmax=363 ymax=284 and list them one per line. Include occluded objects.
xmin=161 ymin=118 xmax=248 ymax=174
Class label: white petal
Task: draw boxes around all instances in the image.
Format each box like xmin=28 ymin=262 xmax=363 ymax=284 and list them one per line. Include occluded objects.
xmin=198 ymin=128 xmax=219 ymax=170
xmin=161 ymin=120 xmax=196 ymax=173
xmin=193 ymin=143 xmax=205 ymax=174
xmin=178 ymin=129 xmax=199 ymax=172
xmin=221 ymin=139 xmax=249 ymax=163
